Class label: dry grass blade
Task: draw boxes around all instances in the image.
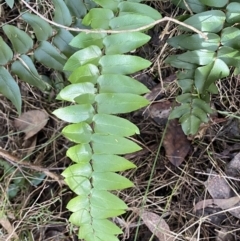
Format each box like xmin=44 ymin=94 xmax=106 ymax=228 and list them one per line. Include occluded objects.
xmin=14 ymin=110 xmax=49 ymax=140
xmin=141 ymin=211 xmax=174 ymax=241
xmin=0 ymin=214 xmax=18 ymax=240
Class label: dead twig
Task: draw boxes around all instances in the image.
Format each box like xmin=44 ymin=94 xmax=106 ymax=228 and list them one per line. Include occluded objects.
xmin=0 ymin=148 xmax=65 ymax=186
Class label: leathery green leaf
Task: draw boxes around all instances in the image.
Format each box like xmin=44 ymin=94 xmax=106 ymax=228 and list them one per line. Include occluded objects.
xmin=199 ymin=0 xmax=228 ymax=8
xmin=226 ymin=3 xmax=240 ymax=24
xmin=167 ymin=33 xmax=220 ymax=51
xmin=69 ymin=210 xmax=91 ymax=226
xmin=65 ymin=0 xmax=87 ymax=18
xmin=70 ymin=32 xmax=106 ymax=49
xmin=52 ymin=0 xmax=72 ymax=26
xmin=93 ymin=114 xmax=139 ymax=136
xmin=118 ymin=1 xmax=161 ymax=20
xmin=171 ymin=0 xmax=207 ymax=13
xmin=11 ymin=55 xmax=47 ymax=91
xmin=165 ymin=55 xmax=197 ymax=69
xmin=217 ymin=46 xmax=240 ymax=67
xmin=180 ymin=113 xmax=202 ymax=135
xmin=22 ymin=12 xmax=52 ymax=41
xmin=91 ymin=133 xmax=141 ymax=154
xmin=221 ymin=27 xmax=240 ymax=49
xmin=110 ymin=14 xmax=155 ymax=30
xmin=62 ymin=122 xmax=92 ymax=143
xmin=66 ymin=144 xmax=92 ymax=163
xmin=0 ymin=37 xmax=13 ymax=65
xmin=3 ymin=24 xmax=33 ymax=54
xmin=67 ymin=195 xmax=90 ymax=212
xmin=94 ymin=0 xmax=120 ymax=10
xmin=177 ymin=50 xmax=216 ymax=65
xmin=91 ymin=206 xmax=125 ymax=219
xmin=182 ymin=10 xmax=225 ymax=33
xmin=92 ymin=172 xmax=134 ymax=190
xmin=53 ymin=29 xmax=76 ymax=58
xmin=34 ymin=41 xmax=66 ymax=71
xmin=52 ymin=104 xmax=94 ymax=123
xmin=62 ymin=163 xmax=92 ymax=178
xmin=69 ymin=64 xmax=99 ymax=84
xmin=92 ymin=154 xmax=136 ymax=172
xmin=91 ymin=189 xmax=127 ymax=209
xmin=74 ymin=93 xmax=95 ymax=105
xmin=99 ymin=55 xmax=151 ymax=75
xmin=0 ymin=67 xmax=21 ymax=114
xmin=169 ymin=104 xmax=190 ymax=120
xmin=95 ymin=93 xmax=149 ymax=114
xmin=194 ymin=59 xmax=229 ymax=93
xmin=64 ymin=176 xmax=91 ymax=195
xmin=57 ymin=83 xmax=95 ymax=102
xmin=5 ymin=0 xmax=14 ymax=8
xmin=98 ymin=74 xmax=149 ymax=94
xmin=82 ymin=8 xmax=114 ymax=29
xmin=64 ymin=46 xmax=102 ymax=71
xmin=103 ymin=32 xmax=150 ymax=54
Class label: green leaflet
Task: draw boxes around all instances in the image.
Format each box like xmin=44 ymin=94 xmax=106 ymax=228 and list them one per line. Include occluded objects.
xmin=95 ymin=93 xmax=149 ymax=114
xmin=57 ymin=82 xmax=96 ymax=102
xmin=103 ymin=32 xmax=150 ymax=54
xmin=69 ymin=64 xmax=99 ymax=84
xmin=98 ymin=74 xmax=149 ymax=94
xmin=93 ymin=114 xmax=140 ymax=136
xmin=34 ymin=41 xmax=67 ymax=71
xmin=0 ymin=66 xmax=21 ymax=114
xmin=70 ymin=32 xmax=106 ymax=49
xmin=66 ymin=144 xmax=92 ymax=163
xmin=3 ymin=24 xmax=33 ymax=54
xmin=11 ymin=55 xmax=47 ymax=91
xmin=99 ymin=55 xmax=151 ymax=74
xmin=118 ymin=1 xmax=161 ymax=20
xmin=91 ymin=133 xmax=141 ymax=154
xmin=92 ymin=154 xmax=136 ymax=172
xmin=226 ymin=3 xmax=240 ymax=24
xmin=22 ymin=12 xmax=53 ymax=41
xmin=6 ymin=0 xmax=14 ymax=8
xmin=62 ymin=122 xmax=92 ymax=143
xmin=92 ymin=172 xmax=134 ymax=190
xmin=199 ymin=0 xmax=228 ymax=8
xmin=65 ymin=0 xmax=87 ymax=18
xmin=194 ymin=59 xmax=229 ymax=93
xmin=177 ymin=50 xmax=216 ymax=65
xmin=53 ymin=29 xmax=77 ymax=58
xmin=182 ymin=10 xmax=225 ymax=33
xmin=52 ymin=0 xmax=72 ymax=26
xmin=110 ymin=14 xmax=155 ymax=30
xmin=167 ymin=33 xmax=220 ymax=51
xmin=64 ymin=46 xmax=102 ymax=71
xmin=221 ymin=27 xmax=240 ymax=49
xmin=0 ymin=37 xmax=13 ymax=65
xmin=171 ymin=0 xmax=207 ymax=13
xmin=53 ymin=104 xmax=95 ymax=123
xmin=94 ymin=0 xmax=120 ymax=11
xmin=82 ymin=8 xmax=114 ymax=29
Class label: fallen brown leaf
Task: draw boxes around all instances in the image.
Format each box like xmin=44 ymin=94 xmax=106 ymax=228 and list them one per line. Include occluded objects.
xmin=144 ymin=101 xmax=172 ymax=126
xmin=226 ymin=152 xmax=240 ymax=178
xmin=163 ymin=119 xmax=191 ymax=166
xmin=141 ymin=211 xmax=174 ymax=241
xmin=194 ymin=196 xmax=240 ymax=212
xmin=205 ymin=170 xmax=233 ymax=199
xmin=14 ymin=110 xmax=49 ymax=140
